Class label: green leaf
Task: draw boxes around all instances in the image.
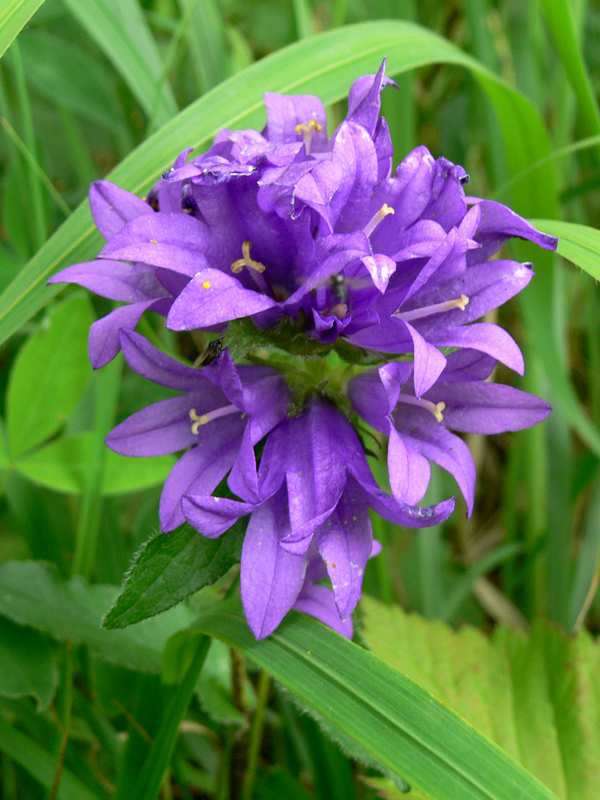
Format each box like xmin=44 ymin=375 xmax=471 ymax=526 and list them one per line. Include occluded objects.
xmin=17 ymin=30 xmax=123 ymax=131
xmin=0 ymin=716 xmax=100 ymax=800
xmin=530 ymin=219 xmax=600 ymax=281
xmin=0 ymin=615 xmax=58 ymax=709
xmin=0 ymin=0 xmax=46 ymax=59
xmin=61 ymin=0 xmax=177 ymax=125
xmin=362 ymin=596 xmax=600 ymax=800
xmin=195 ymin=597 xmax=558 ymax=800
xmin=0 ymin=19 xmax=554 ymax=349
xmin=6 ymin=294 xmax=94 ymax=459
xmin=104 ymin=523 xmax=243 ymax=629
xmin=0 ymin=560 xmax=195 ymax=672
xmin=15 ymin=432 xmax=176 ymax=494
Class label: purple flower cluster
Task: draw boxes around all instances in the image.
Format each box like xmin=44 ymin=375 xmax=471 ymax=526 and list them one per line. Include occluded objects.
xmin=50 ymin=61 xmax=556 ymax=639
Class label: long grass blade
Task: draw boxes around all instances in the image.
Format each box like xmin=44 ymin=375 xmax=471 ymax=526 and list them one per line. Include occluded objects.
xmin=61 ymin=0 xmax=177 ymax=125
xmin=196 ymin=598 xmax=559 ymax=800
xmin=0 ymin=0 xmax=46 ymax=59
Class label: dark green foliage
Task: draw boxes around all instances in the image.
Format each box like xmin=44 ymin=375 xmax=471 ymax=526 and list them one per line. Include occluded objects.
xmin=104 ymin=523 xmax=244 ymax=629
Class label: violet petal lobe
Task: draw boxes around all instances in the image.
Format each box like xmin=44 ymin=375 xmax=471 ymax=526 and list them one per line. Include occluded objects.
xmin=241 ymin=485 xmax=308 ymax=640
xmin=89 ymin=180 xmax=154 ymax=240
xmin=159 ymin=420 xmax=245 ymax=531
xmin=47 ymin=260 xmax=169 ymax=304
xmin=314 ymin=488 xmax=373 ymax=620
xmin=167 ymin=269 xmax=277 ymax=330
xmin=293 ymin=583 xmax=354 ymax=639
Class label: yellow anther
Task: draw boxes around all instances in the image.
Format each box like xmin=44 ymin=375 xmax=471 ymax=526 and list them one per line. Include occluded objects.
xmin=190 ymin=408 xmax=209 ymax=434
xmin=201 ymin=281 xmax=211 ymax=289
xmin=231 ymin=240 xmax=266 ymax=274
xmin=363 ymin=204 xmax=396 ymax=237
xmin=294 ymin=118 xmax=323 ymax=154
xmin=433 ymin=402 xmax=446 ymax=423
xmin=294 ymin=118 xmax=323 ymax=135
xmin=150 ymin=239 xmax=158 ymax=243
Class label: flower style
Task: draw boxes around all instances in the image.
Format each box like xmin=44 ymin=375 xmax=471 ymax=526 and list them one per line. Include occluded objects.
xmin=348 ymin=349 xmax=551 ymax=514
xmin=105 ymin=330 xmax=290 ymax=531
xmin=181 ymin=397 xmax=454 ymax=639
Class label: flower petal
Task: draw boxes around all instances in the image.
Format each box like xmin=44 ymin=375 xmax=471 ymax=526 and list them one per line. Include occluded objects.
xmin=159 ymin=423 xmax=244 ymax=531
xmin=89 ymin=181 xmax=154 ymax=240
xmin=105 ymin=395 xmax=199 ymax=456
xmin=241 ymin=486 xmax=308 ymax=639
xmin=167 ymin=269 xmax=277 ymax=330
xmin=48 ymin=259 xmax=168 ymax=303
xmin=431 ymin=381 xmax=552 ymax=434
xmin=293 ymin=583 xmax=353 ymax=638
xmin=88 ymin=299 xmax=167 ymax=368
xmin=315 ymin=489 xmax=373 ymax=619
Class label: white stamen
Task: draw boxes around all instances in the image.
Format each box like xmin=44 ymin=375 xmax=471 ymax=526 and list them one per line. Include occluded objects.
xmin=396 ymin=395 xmax=445 ymax=422
xmin=363 ymin=204 xmax=395 ymax=237
xmin=190 ymin=404 xmax=239 ymax=434
xmin=395 ymin=295 xmax=469 ymax=322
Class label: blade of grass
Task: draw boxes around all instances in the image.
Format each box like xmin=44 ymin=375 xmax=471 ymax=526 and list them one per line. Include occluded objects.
xmin=493 ymin=135 xmax=600 ymax=202
xmin=61 ymin=0 xmax=177 ymax=126
xmin=196 ymin=597 xmax=560 ymax=800
xmin=0 ymin=716 xmax=101 ymax=800
xmin=72 ymin=354 xmax=122 ymax=580
xmin=442 ymin=543 xmax=524 ymax=624
xmin=568 ymin=477 xmax=600 ymax=631
xmin=0 ymin=0 xmax=46 ymax=59
xmin=529 ymin=218 xmax=600 ymax=281
xmin=541 ymin=0 xmax=600 ymax=139
xmin=129 ymin=632 xmax=211 ymax=800
xmin=293 ymin=0 xmax=314 ymax=39
xmin=1 ymin=117 xmax=71 ymax=217
xmin=147 ymin=0 xmax=202 ymax=135
xmin=179 ymin=0 xmax=228 ymax=95
xmin=7 ymin=40 xmax=47 ymax=249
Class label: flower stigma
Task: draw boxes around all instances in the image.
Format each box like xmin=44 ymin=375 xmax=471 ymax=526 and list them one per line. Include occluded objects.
xmin=396 ymin=395 xmax=446 ymax=422
xmin=294 ymin=118 xmax=323 ymax=154
xmin=395 ymin=294 xmax=470 ymax=322
xmin=363 ymin=204 xmax=395 ymax=237
xmin=189 ymin=404 xmax=240 ymax=434
xmin=231 ymin=241 xmax=266 ymax=274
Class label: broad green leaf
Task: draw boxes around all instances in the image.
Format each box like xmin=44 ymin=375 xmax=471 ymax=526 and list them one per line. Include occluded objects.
xmin=0 ymin=0 xmax=46 ymax=59
xmin=196 ymin=597 xmax=558 ymax=800
xmin=6 ymin=294 xmax=94 ymax=459
xmin=0 ymin=560 xmax=195 ymax=672
xmin=104 ymin=523 xmax=243 ymax=629
xmin=0 ymin=615 xmax=57 ymax=709
xmin=61 ymin=0 xmax=177 ymax=125
xmin=0 ymin=717 xmax=100 ymax=800
xmin=362 ymin=596 xmax=600 ymax=800
xmin=15 ymin=432 xmax=175 ymax=494
xmin=0 ymin=20 xmax=554 ymax=349
xmin=17 ymin=30 xmax=123 ymax=131
xmin=530 ymin=219 xmax=600 ymax=281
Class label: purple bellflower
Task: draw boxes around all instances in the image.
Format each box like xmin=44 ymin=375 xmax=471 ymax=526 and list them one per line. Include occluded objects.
xmin=348 ymin=349 xmax=551 ymax=515
xmin=49 ymin=61 xmax=557 ymax=389
xmin=48 ymin=62 xmax=557 ymax=641
xmin=181 ymin=397 xmax=454 ymax=639
xmin=105 ymin=330 xmax=290 ymax=532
